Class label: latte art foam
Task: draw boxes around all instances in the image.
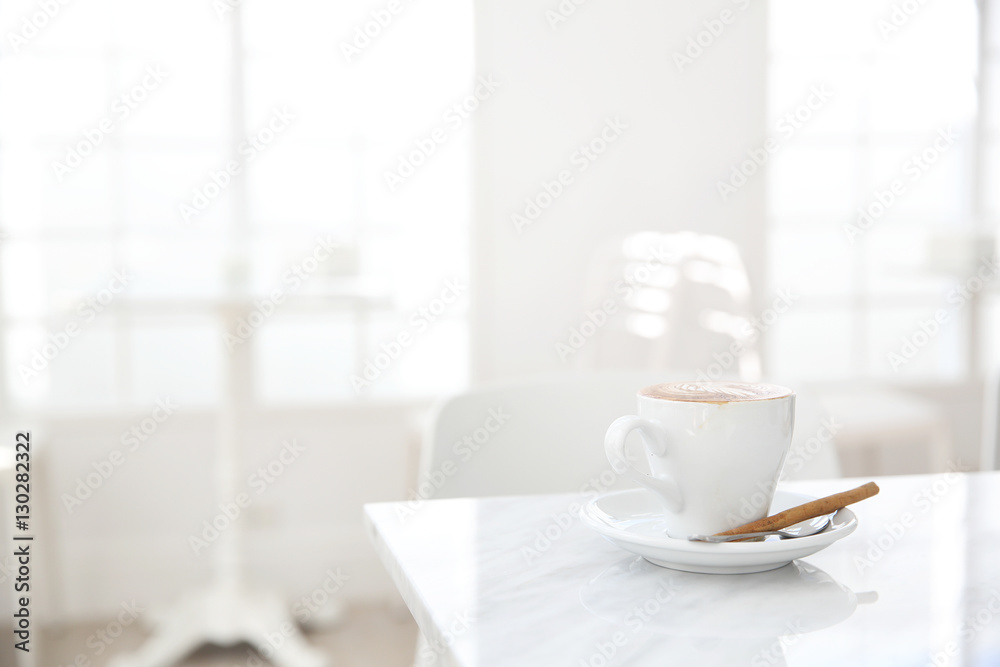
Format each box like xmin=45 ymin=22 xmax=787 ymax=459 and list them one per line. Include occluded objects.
xmin=640 ymin=381 xmax=793 ymax=403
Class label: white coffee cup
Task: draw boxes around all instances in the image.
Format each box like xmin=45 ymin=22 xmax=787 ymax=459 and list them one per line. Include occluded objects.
xmin=605 ymin=381 xmax=795 ymax=538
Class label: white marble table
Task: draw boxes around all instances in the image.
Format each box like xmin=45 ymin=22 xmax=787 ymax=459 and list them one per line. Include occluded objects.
xmin=365 ymin=473 xmax=1000 ymax=666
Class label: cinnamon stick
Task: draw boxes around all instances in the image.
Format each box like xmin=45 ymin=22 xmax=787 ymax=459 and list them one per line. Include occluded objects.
xmin=714 ymin=482 xmax=880 ymax=537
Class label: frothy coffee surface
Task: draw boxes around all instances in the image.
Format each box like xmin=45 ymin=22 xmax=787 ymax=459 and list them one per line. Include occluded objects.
xmin=640 ymin=381 xmax=793 ymax=403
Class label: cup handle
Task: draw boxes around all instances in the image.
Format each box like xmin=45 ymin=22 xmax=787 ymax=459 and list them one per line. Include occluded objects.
xmin=605 ymin=416 xmax=683 ymax=513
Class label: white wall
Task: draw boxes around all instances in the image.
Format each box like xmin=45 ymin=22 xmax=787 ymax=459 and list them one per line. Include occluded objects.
xmin=472 ymin=0 xmax=769 ymax=382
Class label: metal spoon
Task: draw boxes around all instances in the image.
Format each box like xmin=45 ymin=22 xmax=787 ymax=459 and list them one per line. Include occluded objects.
xmin=689 ymin=514 xmax=832 ymax=543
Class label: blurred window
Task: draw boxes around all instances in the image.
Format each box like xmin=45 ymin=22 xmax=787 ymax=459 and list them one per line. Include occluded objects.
xmin=766 ymin=0 xmax=999 ymax=381
xmin=0 ymin=0 xmax=472 ymax=411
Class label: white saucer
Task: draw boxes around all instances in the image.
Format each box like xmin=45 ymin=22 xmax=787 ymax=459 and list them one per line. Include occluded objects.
xmin=580 ymin=489 xmax=858 ymax=574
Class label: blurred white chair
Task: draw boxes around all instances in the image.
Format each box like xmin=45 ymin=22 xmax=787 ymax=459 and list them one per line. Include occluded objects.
xmin=417 ymin=370 xmax=677 ymax=502
xmin=419 ymin=373 xmax=842 ymax=503
xmin=579 ymin=231 xmax=761 ymax=380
